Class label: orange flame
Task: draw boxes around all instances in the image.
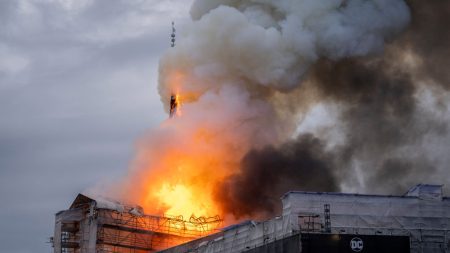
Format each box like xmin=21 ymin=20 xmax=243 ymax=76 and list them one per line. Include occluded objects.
xmin=126 ymin=70 xmax=254 ymax=237
xmin=141 ymin=146 xmax=229 ymax=223
xmin=134 ymin=82 xmax=236 ymax=233
xmin=174 ymin=93 xmax=182 ymax=116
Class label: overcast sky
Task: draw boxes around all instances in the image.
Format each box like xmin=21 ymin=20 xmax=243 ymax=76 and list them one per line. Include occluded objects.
xmin=0 ymin=1 xmax=193 ymax=252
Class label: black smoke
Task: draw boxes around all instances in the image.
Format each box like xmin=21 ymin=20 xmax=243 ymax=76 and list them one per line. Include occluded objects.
xmin=404 ymin=0 xmax=450 ymax=89
xmin=215 ymin=134 xmax=338 ymax=218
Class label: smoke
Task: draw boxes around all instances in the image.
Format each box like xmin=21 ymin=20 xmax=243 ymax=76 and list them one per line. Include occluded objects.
xmin=211 ymin=0 xmax=448 ymax=217
xmin=403 ymin=0 xmax=450 ymax=89
xmin=216 ymin=134 xmax=338 ymax=218
xmin=99 ymin=0 xmax=450 ymax=220
xmin=305 ymin=0 xmax=450 ymax=194
xmin=160 ymin=0 xmax=410 ymax=98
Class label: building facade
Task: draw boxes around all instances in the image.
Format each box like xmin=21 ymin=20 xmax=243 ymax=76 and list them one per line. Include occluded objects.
xmin=158 ymin=184 xmax=450 ymax=253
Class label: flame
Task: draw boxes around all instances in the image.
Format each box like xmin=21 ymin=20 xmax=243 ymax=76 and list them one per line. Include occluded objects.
xmin=141 ymin=146 xmax=229 ymax=223
xmin=126 ymin=70 xmax=253 ymax=236
xmin=152 ymin=90 xmax=222 ymax=221
xmin=134 ymin=89 xmax=235 ymax=232
xmin=156 ymin=182 xmax=210 ymax=218
xmin=175 ymin=93 xmax=182 ymax=116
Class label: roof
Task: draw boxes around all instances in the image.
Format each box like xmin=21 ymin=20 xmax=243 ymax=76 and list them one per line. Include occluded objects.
xmin=69 ymin=193 xmax=94 ymax=209
xmin=221 ymin=220 xmax=257 ymax=231
xmin=282 ymin=184 xmax=446 ymax=201
xmin=69 ymin=193 xmax=142 ymax=213
xmin=281 ymin=191 xmax=416 ymax=200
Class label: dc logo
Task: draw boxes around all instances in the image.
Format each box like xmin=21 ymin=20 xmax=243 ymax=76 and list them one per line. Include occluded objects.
xmin=350 ymin=237 xmax=363 ymax=252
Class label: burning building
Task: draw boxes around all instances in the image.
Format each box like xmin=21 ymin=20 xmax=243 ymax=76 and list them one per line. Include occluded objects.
xmin=115 ymin=0 xmax=450 ymax=227
xmin=52 ymin=184 xmax=450 ymax=253
xmin=51 ymin=194 xmax=221 ymax=253
xmin=51 ymin=0 xmax=450 ymax=252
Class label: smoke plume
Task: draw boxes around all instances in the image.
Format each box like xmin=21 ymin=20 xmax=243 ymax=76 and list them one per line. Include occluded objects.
xmin=216 ymin=134 xmax=338 ymax=218
xmin=99 ymin=0 xmax=450 ymax=221
xmin=216 ymin=0 xmax=450 ymax=218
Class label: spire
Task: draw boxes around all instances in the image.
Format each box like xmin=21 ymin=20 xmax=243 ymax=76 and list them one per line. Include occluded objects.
xmin=169 ymin=94 xmax=179 ymax=118
xmin=171 ymin=21 xmax=176 ymax=48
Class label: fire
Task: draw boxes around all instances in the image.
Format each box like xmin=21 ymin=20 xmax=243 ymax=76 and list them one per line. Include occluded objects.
xmin=155 ymin=182 xmax=212 ymax=219
xmin=155 ymin=94 xmax=220 ymax=220
xmin=170 ymin=93 xmax=182 ymax=118
xmin=127 ymin=70 xmax=253 ymax=235
xmin=135 ymin=92 xmax=237 ymax=231
xmin=142 ymin=148 xmax=227 ymax=222
xmin=175 ymin=94 xmax=182 ymax=116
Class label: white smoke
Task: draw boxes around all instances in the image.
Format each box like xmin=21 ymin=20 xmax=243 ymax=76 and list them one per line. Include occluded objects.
xmin=160 ymin=0 xmax=410 ymax=99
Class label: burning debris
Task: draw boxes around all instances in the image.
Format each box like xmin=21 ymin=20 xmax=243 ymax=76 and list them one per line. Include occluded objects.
xmin=91 ymin=0 xmax=450 ymax=229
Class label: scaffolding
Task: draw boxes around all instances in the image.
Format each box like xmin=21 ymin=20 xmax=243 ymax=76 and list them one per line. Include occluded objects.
xmin=52 ymin=194 xmax=222 ymax=253
xmin=96 ymin=210 xmax=222 ymax=252
xmin=323 ymin=204 xmax=331 ymax=233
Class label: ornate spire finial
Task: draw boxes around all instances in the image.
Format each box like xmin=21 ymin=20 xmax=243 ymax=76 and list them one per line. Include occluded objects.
xmin=171 ymin=21 xmax=176 ymax=48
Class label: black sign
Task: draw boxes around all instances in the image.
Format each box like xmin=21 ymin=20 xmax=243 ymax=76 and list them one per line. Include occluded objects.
xmin=301 ymin=233 xmax=410 ymax=253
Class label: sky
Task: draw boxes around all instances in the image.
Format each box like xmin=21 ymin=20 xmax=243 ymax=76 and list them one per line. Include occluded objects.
xmin=0 ymin=1 xmax=193 ymax=252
